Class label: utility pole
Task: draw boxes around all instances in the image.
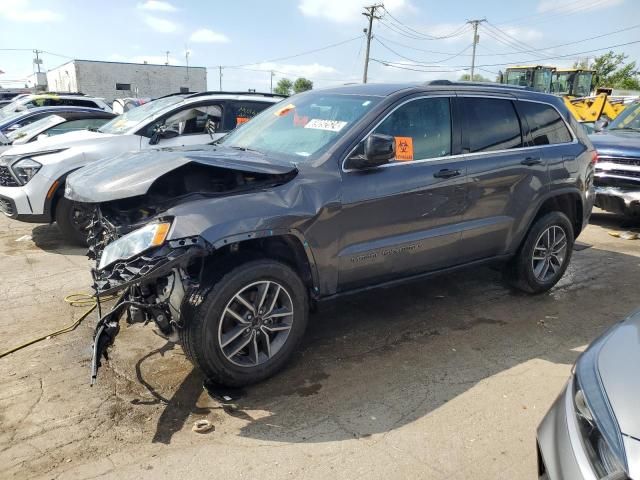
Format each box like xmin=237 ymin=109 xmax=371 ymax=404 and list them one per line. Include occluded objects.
xmin=165 ymin=50 xmax=170 ymax=65
xmin=219 ymin=66 xmax=223 ymax=91
xmin=270 ymin=71 xmax=275 ymax=93
xmin=33 ymin=49 xmax=42 ymax=73
xmin=467 ymin=19 xmax=485 ymax=81
xmin=185 ymin=48 xmax=190 ymax=79
xmin=362 ymin=4 xmax=382 ymax=84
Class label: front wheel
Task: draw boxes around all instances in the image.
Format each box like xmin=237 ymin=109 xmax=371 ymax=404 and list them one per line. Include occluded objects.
xmin=505 ymin=211 xmax=574 ymax=294
xmin=55 ymin=196 xmax=91 ymax=246
xmin=180 ymin=259 xmax=309 ymax=387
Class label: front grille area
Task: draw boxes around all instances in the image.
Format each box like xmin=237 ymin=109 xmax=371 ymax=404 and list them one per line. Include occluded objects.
xmin=0 ymin=165 xmax=19 ymax=187
xmin=608 ymin=169 xmax=640 ymax=178
xmin=599 ymin=156 xmax=640 ymax=167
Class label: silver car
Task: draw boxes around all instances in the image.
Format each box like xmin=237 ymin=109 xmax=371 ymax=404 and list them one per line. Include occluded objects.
xmin=537 ymin=309 xmax=640 ymax=479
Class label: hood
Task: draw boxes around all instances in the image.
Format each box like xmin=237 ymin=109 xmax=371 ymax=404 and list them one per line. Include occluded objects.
xmin=1 ymin=129 xmax=117 ymax=157
xmin=596 ymin=309 xmax=640 ymax=440
xmin=589 ymin=130 xmax=640 ymax=157
xmin=65 ymin=145 xmax=297 ymax=203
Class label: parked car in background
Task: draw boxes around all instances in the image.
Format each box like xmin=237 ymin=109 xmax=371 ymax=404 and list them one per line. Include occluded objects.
xmin=0 ymin=106 xmax=109 ymax=136
xmin=590 ymin=100 xmax=640 ymax=216
xmin=64 ymin=81 xmax=596 ymax=387
xmin=0 ymin=92 xmax=284 ymax=244
xmin=537 ymin=309 xmax=640 ymax=480
xmin=0 ymin=93 xmax=111 ymax=117
xmin=0 ymin=108 xmax=116 ymax=153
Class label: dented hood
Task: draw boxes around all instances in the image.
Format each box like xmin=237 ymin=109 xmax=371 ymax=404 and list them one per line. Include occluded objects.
xmin=65 ymin=145 xmax=297 ymax=203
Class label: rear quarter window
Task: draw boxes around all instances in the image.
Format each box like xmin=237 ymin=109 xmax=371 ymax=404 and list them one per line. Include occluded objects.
xmin=517 ymin=101 xmax=573 ymax=146
xmin=460 ymin=97 xmax=522 ymax=153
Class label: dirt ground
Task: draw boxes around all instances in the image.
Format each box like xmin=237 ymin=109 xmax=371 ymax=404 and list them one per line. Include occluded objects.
xmin=0 ymin=211 xmax=639 ymax=480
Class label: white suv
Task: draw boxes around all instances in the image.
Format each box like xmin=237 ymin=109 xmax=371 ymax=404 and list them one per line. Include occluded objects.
xmin=0 ymin=92 xmax=284 ymax=244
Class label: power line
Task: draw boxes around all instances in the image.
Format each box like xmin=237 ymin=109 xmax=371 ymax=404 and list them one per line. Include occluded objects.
xmin=374 ymin=37 xmax=473 ymax=64
xmin=495 ymin=0 xmax=612 ymax=27
xmin=381 ymin=6 xmax=469 ymax=40
xmin=227 ymin=36 xmax=362 ymax=68
xmin=373 ymin=39 xmax=640 ymax=71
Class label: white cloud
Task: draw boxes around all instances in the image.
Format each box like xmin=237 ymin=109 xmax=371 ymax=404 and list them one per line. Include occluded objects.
xmin=538 ymin=0 xmax=623 ymax=13
xmin=189 ymin=28 xmax=230 ymax=43
xmin=143 ymin=14 xmax=178 ymax=33
xmin=0 ymin=0 xmax=62 ymax=22
xmin=298 ymin=0 xmax=409 ymax=23
xmin=137 ymin=0 xmax=177 ymax=12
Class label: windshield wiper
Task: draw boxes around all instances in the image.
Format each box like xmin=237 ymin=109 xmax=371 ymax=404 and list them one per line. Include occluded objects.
xmin=229 ymin=145 xmax=263 ymax=154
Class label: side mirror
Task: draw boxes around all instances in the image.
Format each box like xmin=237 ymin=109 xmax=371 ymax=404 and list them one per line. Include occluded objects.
xmin=346 ymin=134 xmax=396 ymax=170
xmin=149 ymin=125 xmax=180 ymax=145
xmin=594 ymin=118 xmax=609 ymax=132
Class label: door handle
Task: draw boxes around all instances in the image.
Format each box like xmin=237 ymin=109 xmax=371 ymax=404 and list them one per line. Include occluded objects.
xmin=433 ymin=168 xmax=461 ymax=179
xmin=521 ymin=157 xmax=542 ymax=166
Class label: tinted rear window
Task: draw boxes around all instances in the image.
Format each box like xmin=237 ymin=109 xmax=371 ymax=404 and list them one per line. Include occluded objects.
xmin=517 ymin=101 xmax=572 ymax=145
xmin=461 ymin=97 xmax=522 ymax=153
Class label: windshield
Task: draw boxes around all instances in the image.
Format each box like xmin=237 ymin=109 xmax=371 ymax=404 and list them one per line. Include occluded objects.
xmin=608 ymin=102 xmax=640 ymax=130
xmin=532 ymin=69 xmax=552 ymax=93
xmin=218 ymin=93 xmax=381 ymax=161
xmin=98 ymin=95 xmax=184 ymax=134
xmin=5 ymin=114 xmax=64 ymax=143
xmin=0 ymin=97 xmax=30 ymax=118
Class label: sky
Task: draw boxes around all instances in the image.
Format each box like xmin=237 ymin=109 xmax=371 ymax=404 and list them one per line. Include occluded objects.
xmin=0 ymin=0 xmax=639 ymax=93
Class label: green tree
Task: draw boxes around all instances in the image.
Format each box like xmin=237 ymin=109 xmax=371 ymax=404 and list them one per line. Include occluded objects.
xmin=293 ymin=77 xmax=313 ymax=93
xmin=274 ymin=78 xmax=293 ymax=96
xmin=591 ymin=51 xmax=640 ymax=90
xmin=458 ymin=73 xmax=491 ymax=82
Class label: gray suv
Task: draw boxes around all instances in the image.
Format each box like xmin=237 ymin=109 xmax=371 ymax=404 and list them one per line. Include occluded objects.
xmin=64 ymin=81 xmax=596 ymax=386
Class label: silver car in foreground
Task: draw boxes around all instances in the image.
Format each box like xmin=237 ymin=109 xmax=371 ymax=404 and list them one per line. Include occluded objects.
xmin=537 ymin=309 xmax=640 ymax=479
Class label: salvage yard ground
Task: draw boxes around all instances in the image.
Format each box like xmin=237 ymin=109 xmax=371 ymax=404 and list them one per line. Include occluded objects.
xmin=1 ymin=212 xmax=639 ymax=480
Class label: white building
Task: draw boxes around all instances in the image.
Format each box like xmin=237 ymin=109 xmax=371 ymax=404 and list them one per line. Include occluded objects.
xmin=45 ymin=59 xmax=207 ymax=101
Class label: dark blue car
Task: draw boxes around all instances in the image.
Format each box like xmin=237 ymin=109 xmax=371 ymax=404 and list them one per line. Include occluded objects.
xmin=0 ymin=106 xmax=111 ymax=135
xmin=590 ymin=101 xmax=640 ymax=216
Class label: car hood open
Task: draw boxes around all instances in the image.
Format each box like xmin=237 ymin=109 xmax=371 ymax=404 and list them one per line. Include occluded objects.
xmin=597 ymin=309 xmax=640 ymax=440
xmin=65 ymin=145 xmax=298 ymax=203
xmin=589 ymin=130 xmax=640 ymax=157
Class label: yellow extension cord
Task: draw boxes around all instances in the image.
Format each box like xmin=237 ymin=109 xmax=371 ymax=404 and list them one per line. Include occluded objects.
xmin=0 ymin=292 xmax=117 ymax=359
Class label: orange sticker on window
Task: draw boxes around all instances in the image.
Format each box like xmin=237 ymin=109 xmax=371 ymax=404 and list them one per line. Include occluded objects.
xmin=274 ymin=103 xmax=295 ymax=117
xmin=236 ymin=116 xmax=249 ymax=125
xmin=395 ymin=136 xmax=414 ymax=161
xmin=293 ymin=112 xmax=309 ymax=126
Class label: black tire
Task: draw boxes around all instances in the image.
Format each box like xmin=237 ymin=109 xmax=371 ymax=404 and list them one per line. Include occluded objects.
xmin=505 ymin=211 xmax=574 ymax=294
xmin=180 ymin=259 xmax=309 ymax=387
xmin=55 ymin=197 xmax=90 ymax=247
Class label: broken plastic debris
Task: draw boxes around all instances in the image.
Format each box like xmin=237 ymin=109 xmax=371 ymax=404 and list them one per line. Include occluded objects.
xmin=608 ymin=231 xmax=639 ymax=240
xmin=192 ymin=419 xmax=214 ymax=434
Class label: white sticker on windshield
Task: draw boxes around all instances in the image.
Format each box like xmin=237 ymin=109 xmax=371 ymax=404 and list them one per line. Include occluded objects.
xmin=304 ymin=119 xmax=348 ymax=132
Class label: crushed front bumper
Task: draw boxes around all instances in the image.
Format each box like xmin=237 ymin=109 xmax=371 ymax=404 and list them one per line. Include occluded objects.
xmin=90 ymin=238 xmax=208 ymax=383
xmin=594 ymin=186 xmax=640 ymax=216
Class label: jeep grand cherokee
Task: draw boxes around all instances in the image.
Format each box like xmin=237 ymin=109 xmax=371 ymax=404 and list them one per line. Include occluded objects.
xmin=64 ymin=81 xmax=596 ymax=387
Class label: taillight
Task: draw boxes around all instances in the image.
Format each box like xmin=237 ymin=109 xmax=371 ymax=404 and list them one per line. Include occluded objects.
xmin=591 ymin=151 xmax=599 ymax=164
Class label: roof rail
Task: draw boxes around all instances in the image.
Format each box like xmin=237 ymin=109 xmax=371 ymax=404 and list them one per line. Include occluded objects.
xmin=426 ymin=80 xmax=531 ymax=90
xmin=154 ymin=91 xmax=195 ymax=100
xmin=38 ymin=91 xmax=87 ymax=96
xmin=186 ymin=91 xmax=288 ymax=99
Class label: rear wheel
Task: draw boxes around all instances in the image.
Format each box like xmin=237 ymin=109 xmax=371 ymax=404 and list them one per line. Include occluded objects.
xmin=55 ymin=196 xmax=91 ymax=247
xmin=505 ymin=211 xmax=574 ymax=293
xmin=180 ymin=259 xmax=308 ymax=387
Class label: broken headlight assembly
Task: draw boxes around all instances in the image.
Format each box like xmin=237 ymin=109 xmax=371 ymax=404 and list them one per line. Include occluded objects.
xmin=98 ymin=221 xmax=172 ymax=270
xmin=573 ymin=337 xmax=629 ymax=479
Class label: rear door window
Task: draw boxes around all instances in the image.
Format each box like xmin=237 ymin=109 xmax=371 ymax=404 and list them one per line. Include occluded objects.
xmin=460 ymin=97 xmax=522 ymax=153
xmin=517 ymin=101 xmax=573 ymax=145
xmin=372 ymin=97 xmax=452 ymax=162
xmin=223 ymin=101 xmax=274 ymax=130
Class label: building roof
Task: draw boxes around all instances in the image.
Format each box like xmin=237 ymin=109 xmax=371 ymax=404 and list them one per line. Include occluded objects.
xmin=49 ymin=59 xmax=206 ymax=72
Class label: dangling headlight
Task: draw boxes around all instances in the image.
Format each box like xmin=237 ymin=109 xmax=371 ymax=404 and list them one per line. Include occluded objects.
xmin=574 ymin=333 xmax=628 ymax=479
xmin=98 ymin=221 xmax=172 ymax=270
xmin=11 ymin=158 xmax=42 ymax=185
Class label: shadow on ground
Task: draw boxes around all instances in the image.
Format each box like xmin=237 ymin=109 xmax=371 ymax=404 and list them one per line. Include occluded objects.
xmin=132 ymin=242 xmax=640 ymax=445
xmin=31 ymin=223 xmax=86 ymax=255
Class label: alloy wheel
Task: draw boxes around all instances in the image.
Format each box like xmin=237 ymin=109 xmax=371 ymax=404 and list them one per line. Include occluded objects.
xmin=217 ymin=280 xmax=294 ymax=367
xmin=531 ymin=225 xmax=568 ymax=283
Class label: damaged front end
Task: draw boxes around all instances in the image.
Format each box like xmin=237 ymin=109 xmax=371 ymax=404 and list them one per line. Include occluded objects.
xmin=67 ymin=146 xmax=298 ymax=384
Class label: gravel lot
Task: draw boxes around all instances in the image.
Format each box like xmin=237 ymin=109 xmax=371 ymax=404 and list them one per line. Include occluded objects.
xmin=1 ymin=211 xmax=638 ymax=480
